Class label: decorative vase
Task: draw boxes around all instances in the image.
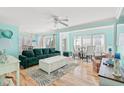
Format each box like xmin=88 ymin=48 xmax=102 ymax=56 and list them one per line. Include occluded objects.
xmin=108 ymin=48 xmax=112 ymax=60
xmin=113 ymin=59 xmax=121 ymax=77
xmin=113 ymin=53 xmax=121 ymax=77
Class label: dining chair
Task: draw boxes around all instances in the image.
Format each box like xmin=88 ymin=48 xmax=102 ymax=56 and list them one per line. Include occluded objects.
xmin=85 ymin=46 xmax=95 ymax=62
xmin=72 ymin=47 xmax=80 ymax=59
xmin=80 ymin=46 xmax=86 ymax=60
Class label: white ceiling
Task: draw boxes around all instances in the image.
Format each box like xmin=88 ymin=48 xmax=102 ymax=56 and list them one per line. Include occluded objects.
xmin=0 ymin=7 xmax=119 ymax=33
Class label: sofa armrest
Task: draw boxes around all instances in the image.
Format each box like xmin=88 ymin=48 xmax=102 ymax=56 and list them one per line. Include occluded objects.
xmin=19 ymin=55 xmax=28 ymax=68
xmin=19 ymin=55 xmax=27 ymax=61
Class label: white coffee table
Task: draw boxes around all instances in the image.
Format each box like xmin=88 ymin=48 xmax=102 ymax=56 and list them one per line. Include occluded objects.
xmin=39 ymin=56 xmax=67 ymax=74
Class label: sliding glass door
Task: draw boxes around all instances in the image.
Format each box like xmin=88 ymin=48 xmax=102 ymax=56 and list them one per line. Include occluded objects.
xmin=74 ymin=35 xmax=92 ymax=49
xmin=74 ymin=36 xmax=81 ymax=50
xmin=73 ymin=34 xmax=105 ymax=55
xmin=118 ymin=32 xmax=124 ymax=56
xmin=82 ymin=35 xmax=92 ymax=47
xmin=93 ymin=34 xmax=105 ymax=52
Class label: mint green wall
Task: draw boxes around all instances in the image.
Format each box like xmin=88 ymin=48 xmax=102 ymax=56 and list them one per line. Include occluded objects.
xmin=118 ymin=17 xmax=124 ymax=24
xmin=0 ymin=24 xmax=19 ymax=58
xmin=56 ymin=32 xmax=60 ymax=50
xmin=117 ymin=24 xmax=124 ymax=66
xmin=117 ymin=24 xmax=124 ymax=54
xmin=117 ymin=24 xmax=124 ymax=47
xmin=68 ymin=32 xmax=74 ymax=51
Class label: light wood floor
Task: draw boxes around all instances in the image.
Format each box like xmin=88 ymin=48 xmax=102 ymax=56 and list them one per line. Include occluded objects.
xmin=10 ymin=59 xmax=99 ymax=86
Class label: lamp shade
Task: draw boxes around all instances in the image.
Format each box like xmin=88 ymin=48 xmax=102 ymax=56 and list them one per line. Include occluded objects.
xmin=109 ymin=48 xmax=112 ymax=52
xmin=114 ymin=52 xmax=121 ymax=60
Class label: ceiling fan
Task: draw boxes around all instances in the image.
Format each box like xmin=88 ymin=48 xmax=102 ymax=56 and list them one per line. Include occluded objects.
xmin=51 ymin=15 xmax=69 ymax=27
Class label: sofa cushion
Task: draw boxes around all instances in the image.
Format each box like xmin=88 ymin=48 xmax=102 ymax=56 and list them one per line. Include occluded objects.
xmin=33 ymin=49 xmax=43 ymax=56
xmin=42 ymin=48 xmax=49 ymax=54
xmin=36 ymin=55 xmax=47 ymax=59
xmin=47 ymin=54 xmax=54 ymax=57
xmin=49 ymin=48 xmax=55 ymax=53
xmin=27 ymin=57 xmax=37 ymax=61
xmin=22 ymin=50 xmax=34 ymax=57
xmin=54 ymin=53 xmax=60 ymax=56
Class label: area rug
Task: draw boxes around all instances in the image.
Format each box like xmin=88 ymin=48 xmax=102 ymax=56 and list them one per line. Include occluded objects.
xmin=26 ymin=61 xmax=78 ymax=86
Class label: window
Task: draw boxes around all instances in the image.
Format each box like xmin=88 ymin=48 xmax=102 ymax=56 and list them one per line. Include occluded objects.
xmin=118 ymin=33 xmax=124 ymax=56
xmin=43 ymin=35 xmax=55 ymax=48
xmin=93 ymin=34 xmax=105 ymax=52
xmin=74 ymin=35 xmax=92 ymax=50
xmin=119 ymin=33 xmax=124 ymax=46
xmin=82 ymin=35 xmax=92 ymax=47
xmin=73 ymin=34 xmax=105 ymax=55
xmin=74 ymin=36 xmax=81 ymax=50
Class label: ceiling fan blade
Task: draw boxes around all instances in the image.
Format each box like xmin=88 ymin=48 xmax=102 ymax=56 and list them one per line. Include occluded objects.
xmin=61 ymin=16 xmax=69 ymax=21
xmin=61 ymin=18 xmax=69 ymax=21
xmin=51 ymin=14 xmax=59 ymax=19
xmin=49 ymin=14 xmax=69 ymax=27
xmin=59 ymin=21 xmax=68 ymax=27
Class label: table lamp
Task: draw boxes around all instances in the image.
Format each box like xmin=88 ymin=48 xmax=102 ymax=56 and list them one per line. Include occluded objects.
xmin=113 ymin=52 xmax=121 ymax=77
xmin=108 ymin=48 xmax=112 ymax=56
xmin=107 ymin=48 xmax=113 ymax=65
xmin=109 ymin=48 xmax=112 ymax=52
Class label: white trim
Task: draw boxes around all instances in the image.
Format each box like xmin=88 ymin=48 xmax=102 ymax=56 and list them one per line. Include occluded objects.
xmin=118 ymin=32 xmax=124 ymax=46
xmin=116 ymin=7 xmax=124 ymax=20
xmin=117 ymin=24 xmax=124 ymax=47
xmin=92 ymin=33 xmax=106 ymax=52
xmin=70 ymin=25 xmax=114 ymax=33
xmin=117 ymin=24 xmax=124 ymax=27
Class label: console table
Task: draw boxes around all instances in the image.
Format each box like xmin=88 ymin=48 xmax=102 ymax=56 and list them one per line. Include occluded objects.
xmin=0 ymin=55 xmax=20 ymax=86
xmin=99 ymin=58 xmax=124 ymax=86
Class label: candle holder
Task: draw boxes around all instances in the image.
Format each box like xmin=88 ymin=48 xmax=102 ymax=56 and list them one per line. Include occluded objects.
xmin=112 ymin=53 xmax=121 ymax=77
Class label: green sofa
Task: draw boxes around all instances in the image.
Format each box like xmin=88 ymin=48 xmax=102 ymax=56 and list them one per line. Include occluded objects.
xmin=19 ymin=48 xmax=60 ymax=68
